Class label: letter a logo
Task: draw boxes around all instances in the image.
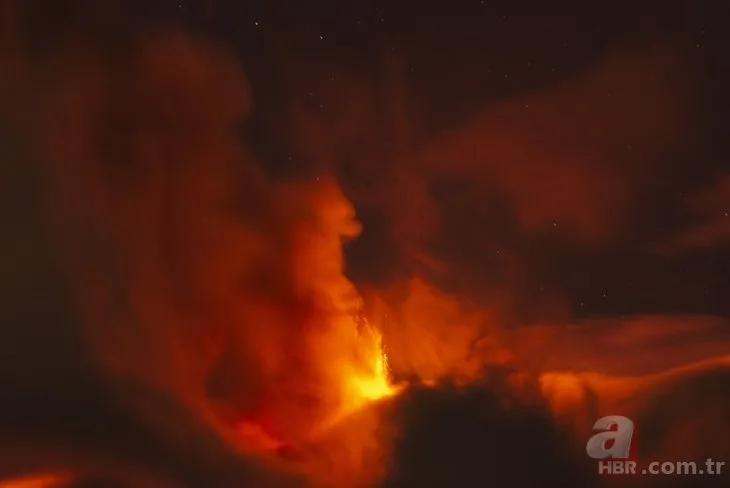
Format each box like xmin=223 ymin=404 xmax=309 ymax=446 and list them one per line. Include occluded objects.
xmin=586 ymin=415 xmax=634 ymax=460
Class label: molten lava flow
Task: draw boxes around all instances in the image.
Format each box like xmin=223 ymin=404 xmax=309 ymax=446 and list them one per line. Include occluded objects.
xmin=229 ymin=309 xmax=401 ymax=487
xmin=236 ymin=317 xmax=399 ymax=452
xmin=346 ymin=325 xmax=399 ymax=408
xmin=350 ymin=341 xmax=395 ymax=403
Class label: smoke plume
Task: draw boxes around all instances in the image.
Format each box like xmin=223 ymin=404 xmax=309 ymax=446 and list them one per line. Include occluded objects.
xmin=1 ymin=3 xmax=729 ymax=488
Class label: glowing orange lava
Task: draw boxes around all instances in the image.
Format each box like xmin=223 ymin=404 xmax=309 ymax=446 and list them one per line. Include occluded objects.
xmin=350 ymin=346 xmax=395 ymax=403
xmin=231 ymin=315 xmax=400 ymax=461
xmin=313 ymin=321 xmax=401 ymax=437
xmin=348 ymin=326 xmax=399 ymax=403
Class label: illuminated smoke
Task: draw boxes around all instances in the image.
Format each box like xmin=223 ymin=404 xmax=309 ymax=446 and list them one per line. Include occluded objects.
xmin=0 ymin=4 xmax=727 ymax=487
xmin=0 ymin=11 xmax=396 ymax=487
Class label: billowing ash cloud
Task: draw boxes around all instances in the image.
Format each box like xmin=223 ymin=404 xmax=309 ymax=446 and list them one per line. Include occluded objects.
xmin=0 ymin=5 xmax=394 ymax=488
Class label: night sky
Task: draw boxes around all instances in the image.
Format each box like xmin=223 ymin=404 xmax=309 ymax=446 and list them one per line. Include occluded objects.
xmin=23 ymin=0 xmax=730 ymax=317
xmin=2 ymin=1 xmax=730 ymax=487
xmin=181 ymin=0 xmax=730 ymax=319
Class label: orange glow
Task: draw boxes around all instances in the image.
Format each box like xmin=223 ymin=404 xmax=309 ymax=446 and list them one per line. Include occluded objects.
xmin=344 ymin=325 xmax=399 ymax=406
xmin=365 ymin=278 xmax=513 ymax=386
xmin=206 ymin=180 xmax=401 ymax=485
xmin=22 ymin=23 xmax=724 ymax=488
xmin=350 ymin=338 xmax=395 ymax=403
xmin=0 ymin=473 xmax=72 ymax=488
xmin=236 ymin=420 xmax=289 ymax=453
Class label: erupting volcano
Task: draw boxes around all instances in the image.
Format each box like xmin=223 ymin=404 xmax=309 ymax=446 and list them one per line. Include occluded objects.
xmin=1 ymin=1 xmax=729 ymax=488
